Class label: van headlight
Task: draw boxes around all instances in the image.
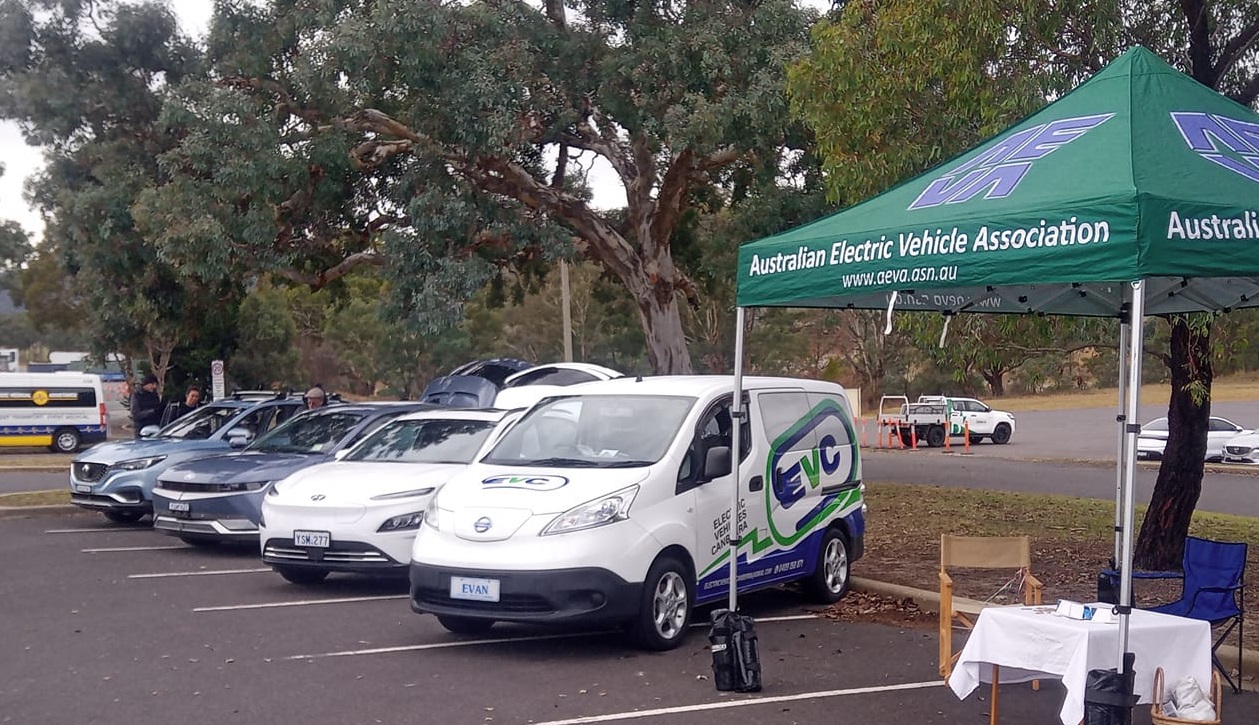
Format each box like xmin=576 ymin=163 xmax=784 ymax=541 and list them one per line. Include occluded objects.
xmin=378 ymin=512 xmax=425 ymax=532
xmin=541 ymin=485 xmax=638 ymax=536
xmin=422 ymin=497 xmax=444 ymax=531
xmin=112 ymin=456 xmax=167 ymax=471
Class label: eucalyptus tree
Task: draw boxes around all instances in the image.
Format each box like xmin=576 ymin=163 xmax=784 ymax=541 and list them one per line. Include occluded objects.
xmin=136 ymin=0 xmax=818 ymax=373
xmin=0 ymin=0 xmax=237 ymax=387
xmin=790 ymin=0 xmax=1259 ymax=569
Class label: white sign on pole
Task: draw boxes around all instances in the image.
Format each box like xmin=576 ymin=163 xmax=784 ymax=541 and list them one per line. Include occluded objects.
xmin=211 ymin=359 xmax=226 ymax=400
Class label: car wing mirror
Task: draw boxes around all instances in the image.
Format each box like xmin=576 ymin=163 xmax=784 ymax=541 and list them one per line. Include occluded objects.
xmin=227 ymin=431 xmax=252 ymax=449
xmin=703 ymin=445 xmax=731 ymax=481
xmin=139 ymin=425 xmax=161 ymax=438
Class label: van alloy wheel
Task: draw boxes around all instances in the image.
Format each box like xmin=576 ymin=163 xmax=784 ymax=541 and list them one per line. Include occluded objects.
xmin=630 ymin=556 xmax=692 ymax=651
xmin=806 ymin=528 xmax=851 ymax=603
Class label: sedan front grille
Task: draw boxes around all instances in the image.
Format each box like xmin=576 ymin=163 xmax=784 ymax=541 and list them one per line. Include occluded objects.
xmin=74 ymin=462 xmax=108 ymax=482
xmin=1225 ymin=445 xmax=1253 ymax=456
xmin=158 ymin=480 xmax=266 ymax=493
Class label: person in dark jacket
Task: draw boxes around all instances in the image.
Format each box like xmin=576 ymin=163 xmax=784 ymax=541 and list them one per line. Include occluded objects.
xmin=130 ymin=374 xmax=163 ymax=438
xmin=160 ymin=384 xmax=202 ymax=426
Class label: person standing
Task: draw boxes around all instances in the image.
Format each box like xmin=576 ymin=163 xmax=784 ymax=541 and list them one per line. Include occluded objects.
xmin=161 ymin=384 xmax=203 ymax=426
xmin=303 ymin=385 xmax=327 ymax=410
xmin=130 ymin=374 xmax=163 ymax=438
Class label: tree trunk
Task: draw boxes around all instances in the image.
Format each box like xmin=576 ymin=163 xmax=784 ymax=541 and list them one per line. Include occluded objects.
xmin=983 ymin=371 xmax=1005 ymax=397
xmin=633 ymin=291 xmax=693 ymax=374
xmin=1133 ymin=316 xmax=1211 ymax=571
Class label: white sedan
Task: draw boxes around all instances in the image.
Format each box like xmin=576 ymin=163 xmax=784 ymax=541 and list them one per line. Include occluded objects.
xmin=1222 ymin=432 xmax=1259 ymax=464
xmin=259 ymin=409 xmax=515 ymax=584
xmin=1135 ymin=416 xmax=1251 ymax=462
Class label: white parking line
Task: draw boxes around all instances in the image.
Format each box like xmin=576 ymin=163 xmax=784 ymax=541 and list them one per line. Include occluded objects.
xmin=194 ymin=595 xmax=408 ymax=612
xmin=129 ymin=568 xmax=271 ymax=579
xmin=287 ymin=613 xmax=821 ymax=660
xmin=82 ymin=545 xmax=187 ymax=553
xmin=46 ymin=527 xmax=150 ymax=534
xmin=526 ymin=680 xmax=944 ymax=725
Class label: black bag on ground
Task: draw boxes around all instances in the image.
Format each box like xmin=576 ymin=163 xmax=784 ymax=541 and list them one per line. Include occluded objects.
xmin=708 ymin=609 xmax=762 ymax=692
xmin=1083 ymin=657 xmax=1138 ymax=725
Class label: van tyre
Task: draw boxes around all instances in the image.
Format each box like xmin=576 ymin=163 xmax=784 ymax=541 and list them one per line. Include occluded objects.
xmin=805 ymin=528 xmax=851 ymax=603
xmin=103 ymin=511 xmax=144 ymax=524
xmin=991 ymin=423 xmax=1012 ymax=445
xmin=631 ymin=556 xmax=692 ymax=651
xmin=437 ymin=615 xmax=495 ymax=635
xmin=925 ymin=425 xmax=946 ymax=448
xmin=276 ymin=566 xmax=329 ymax=585
xmin=51 ymin=428 xmax=81 ymax=453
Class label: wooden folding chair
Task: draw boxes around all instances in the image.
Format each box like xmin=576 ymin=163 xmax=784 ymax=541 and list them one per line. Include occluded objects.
xmin=939 ymin=535 xmax=1044 ymax=680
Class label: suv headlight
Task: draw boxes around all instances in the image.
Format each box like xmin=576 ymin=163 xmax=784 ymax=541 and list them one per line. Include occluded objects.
xmin=378 ymin=512 xmax=425 ymax=532
xmin=112 ymin=456 xmax=167 ymax=471
xmin=421 ymin=497 xmax=444 ymax=531
xmin=542 ymin=485 xmax=638 ymax=536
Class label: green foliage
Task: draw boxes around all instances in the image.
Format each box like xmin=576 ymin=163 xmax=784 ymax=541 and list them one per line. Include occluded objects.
xmin=230 ymin=282 xmax=301 ymax=389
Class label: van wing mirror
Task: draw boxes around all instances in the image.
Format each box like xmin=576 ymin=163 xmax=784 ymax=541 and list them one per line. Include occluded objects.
xmin=703 ymin=445 xmax=732 ymax=480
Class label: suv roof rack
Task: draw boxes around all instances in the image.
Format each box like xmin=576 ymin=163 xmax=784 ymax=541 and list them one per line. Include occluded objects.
xmin=228 ymin=389 xmax=291 ymax=401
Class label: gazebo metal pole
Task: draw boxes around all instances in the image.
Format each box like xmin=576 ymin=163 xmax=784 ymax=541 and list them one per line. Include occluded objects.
xmin=1113 ymin=288 xmax=1131 ymax=569
xmin=728 ymin=306 xmax=747 ymax=612
xmin=1118 ymin=281 xmax=1145 ymax=662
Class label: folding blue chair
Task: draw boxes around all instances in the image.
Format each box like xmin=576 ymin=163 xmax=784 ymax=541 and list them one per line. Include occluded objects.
xmin=1147 ymin=536 xmax=1247 ymax=693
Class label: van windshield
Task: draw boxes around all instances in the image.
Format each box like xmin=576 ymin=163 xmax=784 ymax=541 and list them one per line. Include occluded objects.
xmin=483 ymin=394 xmax=696 ymax=468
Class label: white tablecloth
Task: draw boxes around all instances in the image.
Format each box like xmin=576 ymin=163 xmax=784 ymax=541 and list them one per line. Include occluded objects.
xmin=947 ymin=604 xmax=1211 ymax=725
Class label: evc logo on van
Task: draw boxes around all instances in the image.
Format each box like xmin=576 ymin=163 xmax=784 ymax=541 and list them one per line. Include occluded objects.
xmin=481 ymin=474 xmax=569 ymax=491
xmin=761 ymin=400 xmax=859 ymax=547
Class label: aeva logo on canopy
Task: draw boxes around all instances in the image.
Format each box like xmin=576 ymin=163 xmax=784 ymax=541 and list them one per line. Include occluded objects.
xmin=1171 ymin=112 xmax=1259 ymax=183
xmin=909 ymin=114 xmax=1114 ymax=210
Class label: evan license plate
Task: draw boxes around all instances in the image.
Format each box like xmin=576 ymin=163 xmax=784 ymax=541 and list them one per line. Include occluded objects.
xmin=294 ymin=530 xmax=330 ymax=548
xmin=450 ymin=576 xmax=500 ymax=602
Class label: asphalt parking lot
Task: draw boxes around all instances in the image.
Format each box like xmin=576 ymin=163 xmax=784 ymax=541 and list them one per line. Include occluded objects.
xmin=6 ymin=511 xmax=1257 ymax=725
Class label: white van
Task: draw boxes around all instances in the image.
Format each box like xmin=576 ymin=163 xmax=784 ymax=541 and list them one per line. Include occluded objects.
xmin=0 ymin=372 xmax=108 ymax=452
xmin=409 ymin=375 xmax=865 ymax=650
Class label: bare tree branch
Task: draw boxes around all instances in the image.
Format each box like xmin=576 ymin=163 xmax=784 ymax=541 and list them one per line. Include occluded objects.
xmin=1214 ymin=18 xmax=1259 ymax=83
xmin=271 ymin=251 xmax=388 ymax=290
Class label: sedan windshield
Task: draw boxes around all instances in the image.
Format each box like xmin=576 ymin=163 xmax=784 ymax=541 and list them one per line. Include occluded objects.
xmin=248 ymin=411 xmax=367 ymax=454
xmin=347 ymin=419 xmax=498 ymax=464
xmin=157 ymin=405 xmax=243 ymax=440
xmin=482 ymin=394 xmax=695 ymax=467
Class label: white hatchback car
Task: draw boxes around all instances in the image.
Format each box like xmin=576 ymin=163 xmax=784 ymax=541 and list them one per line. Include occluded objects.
xmin=1135 ymin=416 xmax=1251 ymax=462
xmin=259 ymin=408 xmax=515 ymax=584
xmin=1222 ymin=432 xmax=1259 ymax=464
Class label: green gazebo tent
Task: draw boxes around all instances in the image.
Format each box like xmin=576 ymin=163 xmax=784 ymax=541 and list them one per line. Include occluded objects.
xmin=727 ymin=46 xmax=1259 ymax=677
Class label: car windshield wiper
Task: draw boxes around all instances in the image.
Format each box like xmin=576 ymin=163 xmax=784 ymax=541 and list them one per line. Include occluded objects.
xmin=600 ymin=459 xmax=654 ymax=468
xmin=506 ymin=457 xmax=603 ymax=468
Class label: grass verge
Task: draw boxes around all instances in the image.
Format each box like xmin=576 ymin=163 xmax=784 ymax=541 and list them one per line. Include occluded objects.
xmin=0 ymin=490 xmax=70 ymax=507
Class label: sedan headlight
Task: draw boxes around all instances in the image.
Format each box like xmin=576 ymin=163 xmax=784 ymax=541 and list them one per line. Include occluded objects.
xmin=377 ymin=511 xmax=425 ymax=532
xmin=542 ymin=485 xmax=638 ymax=536
xmin=112 ymin=456 xmax=167 ymax=471
xmin=421 ymin=496 xmax=444 ymax=531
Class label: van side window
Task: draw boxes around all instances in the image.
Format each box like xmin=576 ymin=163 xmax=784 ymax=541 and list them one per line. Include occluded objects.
xmin=678 ymin=396 xmax=750 ymax=491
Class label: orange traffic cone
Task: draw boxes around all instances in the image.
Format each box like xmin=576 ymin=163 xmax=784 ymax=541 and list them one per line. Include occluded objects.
xmin=910 ymin=425 xmax=918 ymax=450
xmin=962 ymin=420 xmax=973 ymax=455
xmin=943 ymin=426 xmax=953 ymax=453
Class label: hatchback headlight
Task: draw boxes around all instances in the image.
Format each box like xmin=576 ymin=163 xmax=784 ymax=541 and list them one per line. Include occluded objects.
xmin=370 ymin=487 xmax=435 ymax=501
xmin=542 ymin=485 xmax=638 ymax=536
xmin=422 ymin=497 xmax=443 ymax=531
xmin=378 ymin=511 xmax=425 ymax=532
xmin=112 ymin=456 xmax=167 ymax=471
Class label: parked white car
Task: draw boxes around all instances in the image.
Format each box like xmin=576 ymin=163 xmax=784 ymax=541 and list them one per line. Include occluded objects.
xmin=1135 ymin=416 xmax=1251 ymax=462
xmin=493 ymin=362 xmax=623 ymax=410
xmin=258 ymin=409 xmax=516 ymax=584
xmin=1222 ymin=431 xmax=1259 ymax=464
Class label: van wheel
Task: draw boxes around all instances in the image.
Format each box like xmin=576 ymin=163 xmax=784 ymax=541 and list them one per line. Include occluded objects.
xmin=630 ymin=556 xmax=692 ymax=651
xmin=991 ymin=424 xmax=1012 ymax=445
xmin=925 ymin=426 xmax=946 ymax=448
xmin=805 ymin=528 xmax=851 ymax=603
xmin=276 ymin=566 xmax=329 ymax=585
xmin=437 ymin=615 xmax=495 ymax=635
xmin=51 ymin=428 xmax=81 ymax=453
xmin=103 ymin=511 xmax=145 ymax=524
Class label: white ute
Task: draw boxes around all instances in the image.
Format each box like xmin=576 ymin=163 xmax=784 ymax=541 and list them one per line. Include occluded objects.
xmin=409 ymin=375 xmax=867 ymax=650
